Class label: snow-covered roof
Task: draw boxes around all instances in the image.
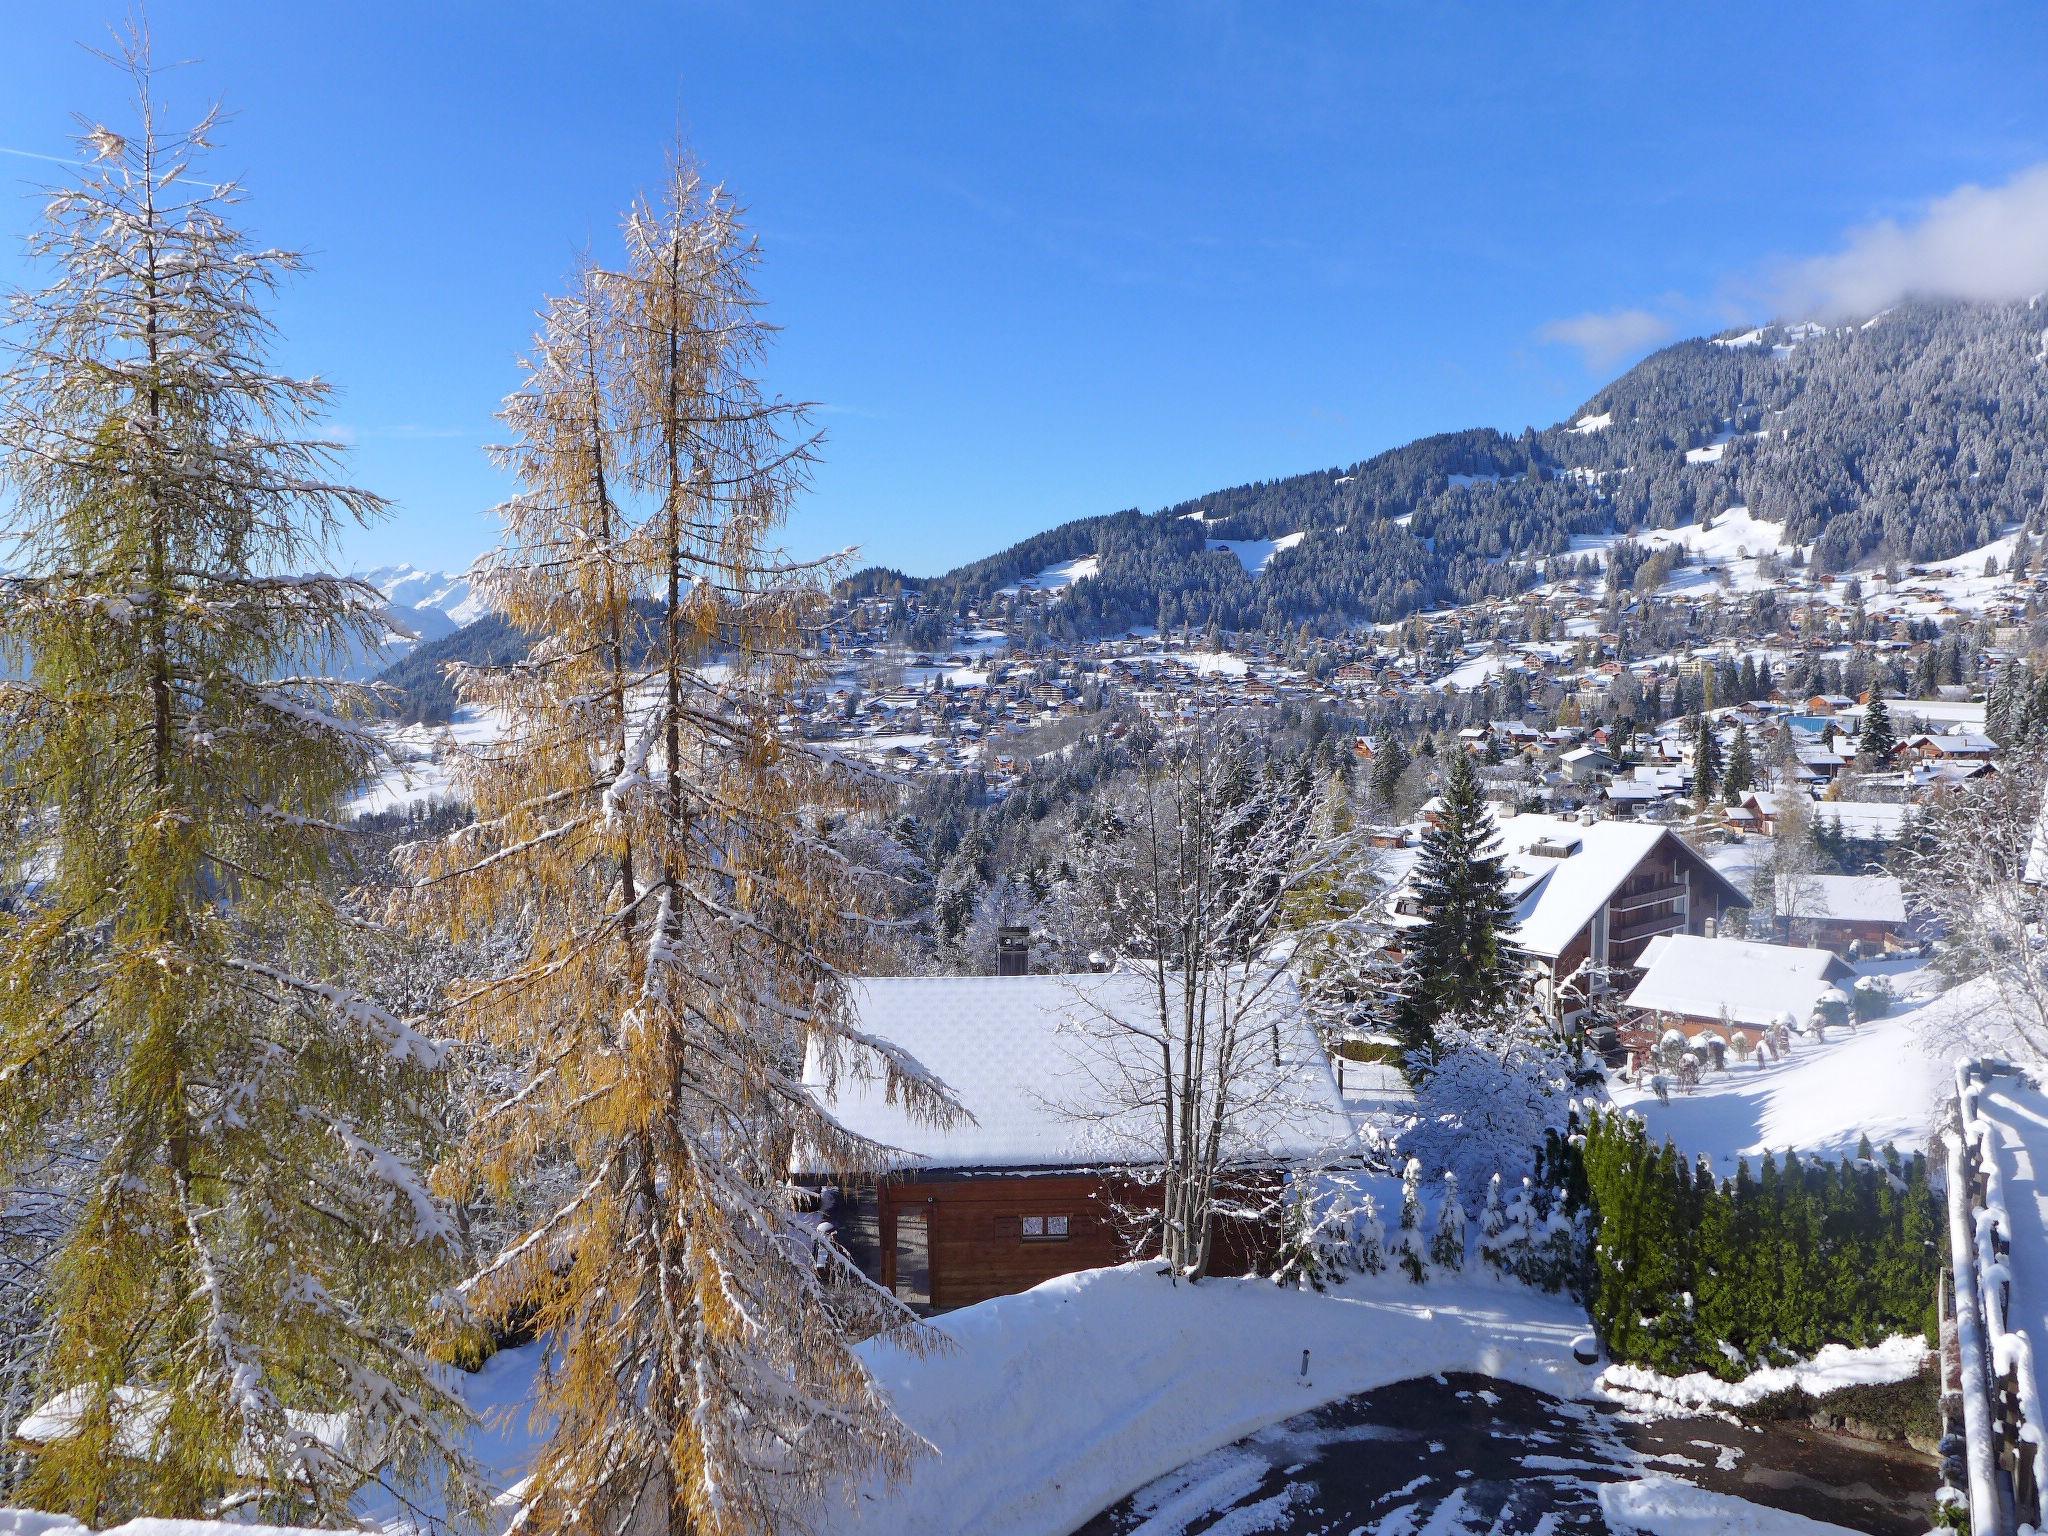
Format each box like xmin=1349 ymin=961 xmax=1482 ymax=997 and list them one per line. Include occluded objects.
xmin=1748 ymin=791 xmax=1916 ymax=840
xmin=799 ymin=971 xmax=1353 ymax=1172
xmin=1783 ymin=874 xmax=1907 ymax=925
xmin=1491 ymin=814 xmax=1745 ymax=960
xmin=1603 ymin=781 xmax=1665 ymax=801
xmin=1625 ymin=936 xmax=1853 ymax=1029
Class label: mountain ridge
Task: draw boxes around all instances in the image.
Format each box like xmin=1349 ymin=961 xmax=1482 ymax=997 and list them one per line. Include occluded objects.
xmin=846 ymin=298 xmax=2048 ymax=644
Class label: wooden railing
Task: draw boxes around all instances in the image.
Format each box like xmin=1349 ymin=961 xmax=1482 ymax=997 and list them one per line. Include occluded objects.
xmin=1608 ymin=882 xmax=1687 ymax=912
xmin=1948 ymin=1059 xmax=2043 ymax=1535
xmin=1609 ymin=907 xmax=1686 ymax=947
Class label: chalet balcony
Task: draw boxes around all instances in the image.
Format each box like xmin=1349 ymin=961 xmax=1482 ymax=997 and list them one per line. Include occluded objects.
xmin=1609 ymin=906 xmax=1687 ymax=947
xmin=1609 ymin=882 xmax=1687 ymax=913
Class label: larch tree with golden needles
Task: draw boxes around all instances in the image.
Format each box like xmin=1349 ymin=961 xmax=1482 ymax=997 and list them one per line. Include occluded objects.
xmin=0 ymin=33 xmax=476 ymax=1525
xmin=404 ymin=157 xmax=954 ymax=1536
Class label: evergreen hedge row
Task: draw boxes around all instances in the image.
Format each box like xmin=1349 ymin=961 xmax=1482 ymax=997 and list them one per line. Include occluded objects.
xmin=1571 ymin=1109 xmax=1941 ymax=1379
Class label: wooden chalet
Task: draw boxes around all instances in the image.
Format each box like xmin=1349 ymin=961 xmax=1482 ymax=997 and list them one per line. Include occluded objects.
xmin=1622 ymin=934 xmax=1855 ymax=1068
xmin=1781 ymin=873 xmax=1909 ymax=954
xmin=798 ymin=969 xmax=1353 ymax=1312
xmin=1493 ymin=813 xmax=1749 ymax=994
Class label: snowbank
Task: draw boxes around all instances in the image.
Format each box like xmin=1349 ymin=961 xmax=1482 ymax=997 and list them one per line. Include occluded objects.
xmin=1597 ymin=1475 xmax=1863 ymax=1534
xmin=823 ymin=1261 xmax=1598 ymax=1536
xmin=1598 ymin=1336 xmax=1930 ymax=1418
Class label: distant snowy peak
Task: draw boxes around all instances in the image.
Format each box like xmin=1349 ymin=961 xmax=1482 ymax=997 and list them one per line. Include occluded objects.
xmin=356 ymin=563 xmax=490 ymax=635
xmin=327 ymin=562 xmax=493 ymax=679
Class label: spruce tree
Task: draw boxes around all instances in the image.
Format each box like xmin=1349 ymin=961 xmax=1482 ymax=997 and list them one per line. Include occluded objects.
xmin=0 ymin=35 xmax=472 ymax=1520
xmin=1859 ymin=695 xmax=1896 ymax=765
xmin=1391 ymin=751 xmax=1521 ymax=1055
xmin=1691 ymin=714 xmax=1720 ymax=807
xmin=1368 ymin=735 xmax=1410 ymax=818
xmin=1722 ymin=727 xmax=1755 ymax=804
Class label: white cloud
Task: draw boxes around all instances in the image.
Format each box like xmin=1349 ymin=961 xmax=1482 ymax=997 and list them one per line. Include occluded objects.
xmin=1769 ymin=162 xmax=2048 ymax=320
xmin=1536 ymin=307 xmax=1674 ymax=370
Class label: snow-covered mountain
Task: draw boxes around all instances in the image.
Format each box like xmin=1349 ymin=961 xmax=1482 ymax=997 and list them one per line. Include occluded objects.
xmin=341 ymin=563 xmax=490 ymax=679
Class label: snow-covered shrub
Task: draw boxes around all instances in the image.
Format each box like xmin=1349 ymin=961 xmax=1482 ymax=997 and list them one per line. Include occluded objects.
xmin=1526 ymin=1201 xmax=1590 ymax=1295
xmin=1269 ymin=1175 xmax=1397 ymax=1288
xmin=1430 ymin=1172 xmax=1467 ymax=1271
xmin=1811 ymin=986 xmax=1850 ymax=1035
xmin=1354 ymin=1193 xmax=1387 ymax=1276
xmin=1396 ymin=1158 xmax=1428 ymax=1284
xmin=1270 ymin=1186 xmax=1352 ymax=1292
xmin=1477 ymin=1173 xmax=1509 ymax=1273
xmin=1674 ymin=1054 xmax=1701 ymax=1094
xmin=1482 ymin=1175 xmax=1586 ymax=1293
xmin=1852 ymin=975 xmax=1893 ymax=1022
xmin=1768 ymin=1012 xmax=1794 ymax=1059
xmin=1401 ymin=1004 xmax=1578 ymax=1192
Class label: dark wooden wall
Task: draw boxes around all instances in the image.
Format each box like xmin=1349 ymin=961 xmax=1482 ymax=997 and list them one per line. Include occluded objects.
xmin=879 ymin=1171 xmax=1280 ymax=1311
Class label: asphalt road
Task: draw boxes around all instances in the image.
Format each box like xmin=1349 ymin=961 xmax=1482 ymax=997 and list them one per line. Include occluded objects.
xmin=1072 ymin=1373 xmax=1935 ymax=1535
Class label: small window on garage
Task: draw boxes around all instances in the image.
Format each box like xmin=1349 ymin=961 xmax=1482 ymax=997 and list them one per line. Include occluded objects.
xmin=1021 ymin=1215 xmax=1070 ymax=1241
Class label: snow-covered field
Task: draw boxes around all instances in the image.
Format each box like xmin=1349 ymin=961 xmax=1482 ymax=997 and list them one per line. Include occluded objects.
xmin=997 ymin=555 xmax=1100 ymax=597
xmin=346 ymin=705 xmax=506 ymax=816
xmin=1611 ymin=957 xmax=1952 ymax=1174
xmin=1207 ymin=530 xmax=1306 ymax=575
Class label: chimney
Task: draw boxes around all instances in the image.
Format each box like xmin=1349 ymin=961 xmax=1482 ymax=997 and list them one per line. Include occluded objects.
xmin=996 ymin=926 xmax=1031 ymax=977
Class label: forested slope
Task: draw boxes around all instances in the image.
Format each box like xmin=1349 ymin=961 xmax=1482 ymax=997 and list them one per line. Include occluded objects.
xmin=852 ymin=298 xmax=2048 ymax=640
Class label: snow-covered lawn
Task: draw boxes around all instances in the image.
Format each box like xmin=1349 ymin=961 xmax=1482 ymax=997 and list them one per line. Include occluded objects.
xmin=1610 ymin=959 xmax=1952 ymax=1175
xmin=823 ymin=1262 xmax=1598 ymax=1536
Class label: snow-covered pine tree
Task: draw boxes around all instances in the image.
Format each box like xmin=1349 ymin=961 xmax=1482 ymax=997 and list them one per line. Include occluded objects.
xmin=1430 ymin=1172 xmax=1466 ymax=1271
xmin=1367 ymin=736 xmax=1410 ymax=820
xmin=1390 ymin=752 xmax=1521 ymax=1055
xmin=401 ymin=155 xmax=955 ymax=1536
xmin=0 ymin=32 xmax=473 ymax=1521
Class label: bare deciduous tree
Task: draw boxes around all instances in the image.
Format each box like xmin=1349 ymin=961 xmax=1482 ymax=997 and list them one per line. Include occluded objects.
xmin=1050 ymin=738 xmax=1362 ymax=1278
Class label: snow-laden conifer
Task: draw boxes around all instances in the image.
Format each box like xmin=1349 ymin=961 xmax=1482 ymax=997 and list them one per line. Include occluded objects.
xmin=1389 ymin=752 xmax=1521 ymax=1055
xmin=400 ymin=155 xmax=956 ymax=1536
xmin=1395 ymin=1158 xmax=1428 ymax=1284
xmin=1477 ymin=1173 xmax=1509 ymax=1274
xmin=0 ymin=29 xmax=473 ymax=1521
xmin=1429 ymin=1171 xmax=1466 ymax=1272
xmin=1354 ymin=1193 xmax=1387 ymax=1276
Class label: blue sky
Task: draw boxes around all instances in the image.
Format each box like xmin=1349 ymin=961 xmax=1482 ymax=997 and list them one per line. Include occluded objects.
xmin=4 ymin=3 xmax=2047 ymax=578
